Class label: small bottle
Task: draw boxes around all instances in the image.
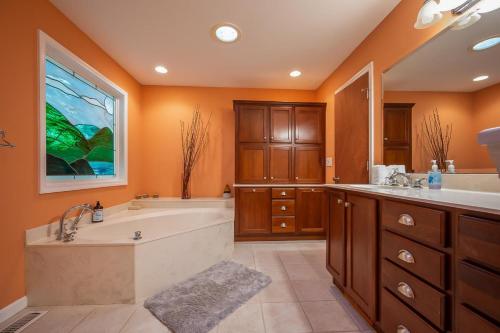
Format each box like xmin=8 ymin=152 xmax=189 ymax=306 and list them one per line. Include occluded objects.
xmin=427 ymin=160 xmax=442 ymax=190
xmin=446 ymin=160 xmax=455 ymax=173
xmin=92 ymin=201 xmax=104 ymax=223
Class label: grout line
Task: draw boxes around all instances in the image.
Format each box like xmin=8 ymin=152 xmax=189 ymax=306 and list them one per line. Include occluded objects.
xmin=117 ymin=306 xmax=138 ymax=333
xmin=68 ymin=306 xmax=96 ymax=333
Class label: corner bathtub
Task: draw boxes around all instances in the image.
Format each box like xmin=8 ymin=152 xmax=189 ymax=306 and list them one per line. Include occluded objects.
xmin=26 ymin=200 xmax=234 ymax=306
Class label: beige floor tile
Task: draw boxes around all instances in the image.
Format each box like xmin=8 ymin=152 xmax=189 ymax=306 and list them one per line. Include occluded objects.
xmin=309 ymin=262 xmax=333 ymax=280
xmin=292 ymin=279 xmax=336 ymax=301
xmin=301 ymin=301 xmax=358 ymax=332
xmin=218 ymin=303 xmax=265 ymax=333
xmin=71 ymin=304 xmax=135 ymax=333
xmin=254 ymin=253 xmax=282 ymax=267
xmin=262 ymin=302 xmax=312 ymax=333
xmin=120 ymin=306 xmax=170 ymax=333
xmin=337 ymin=297 xmax=373 ymax=331
xmin=278 ymin=251 xmax=308 ymax=264
xmin=259 ymin=281 xmax=297 ymax=303
xmin=21 ymin=306 xmax=95 ymax=333
xmin=284 ymin=263 xmax=321 ymax=280
xmin=255 ymin=264 xmax=289 ymax=282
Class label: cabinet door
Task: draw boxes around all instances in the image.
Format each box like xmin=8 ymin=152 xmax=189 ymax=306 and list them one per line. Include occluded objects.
xmin=269 ymin=146 xmax=292 ymax=183
xmin=296 ymin=188 xmax=326 ymax=234
xmin=294 ymin=106 xmax=323 ymax=144
xmin=345 ymin=194 xmax=377 ymax=320
xmin=237 ymin=104 xmax=268 ymax=143
xmin=270 ymin=106 xmax=292 ymax=143
xmin=294 ymin=146 xmax=323 ymax=183
xmin=237 ymin=144 xmax=268 ymax=183
xmin=328 ymin=191 xmax=346 ymax=286
xmin=237 ymin=188 xmax=271 ymax=235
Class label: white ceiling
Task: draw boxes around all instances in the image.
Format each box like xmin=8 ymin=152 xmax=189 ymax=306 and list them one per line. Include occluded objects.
xmin=50 ymin=0 xmax=400 ymax=89
xmin=384 ymin=9 xmax=500 ymax=92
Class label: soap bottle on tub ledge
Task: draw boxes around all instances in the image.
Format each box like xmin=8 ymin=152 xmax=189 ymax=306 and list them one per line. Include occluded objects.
xmin=92 ymin=201 xmax=104 ymax=223
xmin=428 ymin=160 xmax=442 ymax=190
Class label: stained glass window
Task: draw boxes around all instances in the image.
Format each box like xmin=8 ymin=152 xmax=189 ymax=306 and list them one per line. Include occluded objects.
xmin=45 ymin=57 xmax=115 ymax=176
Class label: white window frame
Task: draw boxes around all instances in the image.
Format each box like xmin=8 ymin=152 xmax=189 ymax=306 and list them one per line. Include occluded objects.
xmin=38 ymin=30 xmax=128 ymax=194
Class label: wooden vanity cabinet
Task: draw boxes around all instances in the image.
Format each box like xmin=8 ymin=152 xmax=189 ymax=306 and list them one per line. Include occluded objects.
xmin=237 ymin=144 xmax=268 ymax=183
xmin=296 ymin=188 xmax=327 ymax=234
xmin=236 ymin=104 xmax=268 ymax=143
xmin=294 ymin=146 xmax=323 ymax=183
xmin=236 ymin=187 xmax=271 ymax=235
xmin=294 ymin=106 xmax=324 ymax=144
xmin=327 ymin=191 xmax=346 ymax=285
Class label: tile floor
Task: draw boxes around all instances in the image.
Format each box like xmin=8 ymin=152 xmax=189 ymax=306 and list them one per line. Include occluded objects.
xmin=1 ymin=241 xmax=373 ymax=333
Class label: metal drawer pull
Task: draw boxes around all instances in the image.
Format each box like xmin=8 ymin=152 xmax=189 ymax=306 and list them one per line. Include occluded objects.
xmin=280 ymin=191 xmax=287 ymax=196
xmin=397 ymin=325 xmax=410 ymax=333
xmin=398 ymin=214 xmax=415 ymax=227
xmin=280 ymin=222 xmax=287 ymax=228
xmin=398 ymin=249 xmax=415 ymax=264
xmin=337 ymin=199 xmax=343 ymax=204
xmin=280 ymin=206 xmax=287 ymax=211
xmin=397 ymin=282 xmax=415 ymax=299
xmin=252 ymin=189 xmax=256 ymax=192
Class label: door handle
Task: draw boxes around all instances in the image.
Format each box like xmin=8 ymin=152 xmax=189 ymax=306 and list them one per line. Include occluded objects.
xmin=333 ymin=177 xmax=340 ymax=184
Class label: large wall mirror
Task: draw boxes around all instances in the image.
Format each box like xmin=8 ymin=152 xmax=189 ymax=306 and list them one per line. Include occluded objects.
xmin=382 ymin=10 xmax=499 ymax=174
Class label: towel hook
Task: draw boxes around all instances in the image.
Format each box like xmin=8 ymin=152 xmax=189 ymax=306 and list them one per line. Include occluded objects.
xmin=0 ymin=130 xmax=15 ymax=148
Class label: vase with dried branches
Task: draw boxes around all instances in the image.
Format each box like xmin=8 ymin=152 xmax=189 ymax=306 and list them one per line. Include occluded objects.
xmin=180 ymin=106 xmax=211 ymax=199
xmin=418 ymin=109 xmax=452 ymax=172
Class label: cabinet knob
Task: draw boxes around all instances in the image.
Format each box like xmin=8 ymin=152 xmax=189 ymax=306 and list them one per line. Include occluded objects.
xmin=271 ymin=136 xmax=274 ymax=140
xmin=397 ymin=249 xmax=415 ymax=264
xmin=337 ymin=199 xmax=343 ymax=204
xmin=311 ymin=188 xmax=315 ymax=192
xmin=295 ymin=176 xmax=299 ymax=180
xmin=344 ymin=202 xmax=351 ymax=208
xmin=264 ymin=136 xmax=267 ymax=140
xmin=280 ymin=206 xmax=287 ymax=211
xmin=270 ymin=176 xmax=274 ymax=180
xmin=397 ymin=282 xmax=415 ymax=299
xmin=263 ymin=176 xmax=267 ymax=180
xmin=252 ymin=189 xmax=256 ymax=192
xmin=398 ymin=214 xmax=415 ymax=227
xmin=280 ymin=222 xmax=287 ymax=228
xmin=384 ymin=137 xmax=389 ymax=141
xmin=397 ymin=325 xmax=410 ymax=333
xmin=280 ymin=191 xmax=287 ymax=196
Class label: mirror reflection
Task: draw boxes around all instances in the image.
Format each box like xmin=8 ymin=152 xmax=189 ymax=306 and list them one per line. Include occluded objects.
xmin=382 ymin=10 xmax=499 ymax=174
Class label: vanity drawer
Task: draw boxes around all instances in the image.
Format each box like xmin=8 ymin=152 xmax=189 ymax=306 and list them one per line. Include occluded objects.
xmin=382 ymin=231 xmax=446 ymax=289
xmin=457 ymin=260 xmax=500 ymax=321
xmin=272 ymin=188 xmax=296 ymax=199
xmin=381 ymin=288 xmax=439 ymax=333
xmin=271 ymin=200 xmax=295 ymax=216
xmin=271 ymin=217 xmax=295 ymax=233
xmin=382 ymin=200 xmax=446 ymax=246
xmin=382 ymin=259 xmax=446 ymax=329
xmin=458 ymin=215 xmax=500 ymax=269
xmin=456 ymin=304 xmax=499 ymax=333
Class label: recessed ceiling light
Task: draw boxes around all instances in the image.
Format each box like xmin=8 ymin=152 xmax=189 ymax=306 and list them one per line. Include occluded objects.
xmin=289 ymin=70 xmax=302 ymax=78
xmin=472 ymin=36 xmax=500 ymax=51
xmin=155 ymin=65 xmax=168 ymax=74
xmin=473 ymin=75 xmax=489 ymax=82
xmin=213 ymin=24 xmax=240 ymax=43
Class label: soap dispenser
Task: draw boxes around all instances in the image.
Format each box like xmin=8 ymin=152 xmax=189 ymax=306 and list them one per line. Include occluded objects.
xmin=428 ymin=160 xmax=442 ymax=190
xmin=92 ymin=201 xmax=104 ymax=223
xmin=446 ymin=160 xmax=456 ymax=174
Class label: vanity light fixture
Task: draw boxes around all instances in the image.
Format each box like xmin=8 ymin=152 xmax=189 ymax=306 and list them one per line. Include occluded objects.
xmin=451 ymin=12 xmax=482 ymax=30
xmin=437 ymin=0 xmax=469 ymax=10
xmin=414 ymin=0 xmax=443 ymax=29
xmin=212 ymin=23 xmax=240 ymax=43
xmin=289 ymin=70 xmax=302 ymax=78
xmin=154 ymin=65 xmax=168 ymax=74
xmin=472 ymin=36 xmax=500 ymax=51
xmin=473 ymin=75 xmax=489 ymax=81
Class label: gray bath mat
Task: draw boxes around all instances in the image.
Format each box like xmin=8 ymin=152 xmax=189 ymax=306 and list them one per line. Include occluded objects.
xmin=144 ymin=260 xmax=271 ymax=333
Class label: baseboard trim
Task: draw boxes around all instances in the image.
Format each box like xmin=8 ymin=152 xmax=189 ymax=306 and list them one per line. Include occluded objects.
xmin=0 ymin=296 xmax=27 ymax=324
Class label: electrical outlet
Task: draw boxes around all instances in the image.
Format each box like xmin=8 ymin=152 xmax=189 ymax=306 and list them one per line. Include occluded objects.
xmin=325 ymin=157 xmax=333 ymax=167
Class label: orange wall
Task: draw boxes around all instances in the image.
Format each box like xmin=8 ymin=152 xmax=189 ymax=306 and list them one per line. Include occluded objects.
xmin=141 ymin=86 xmax=316 ymax=197
xmin=383 ymin=91 xmax=487 ymax=172
xmin=0 ymin=0 xmax=142 ymax=308
xmin=473 ymin=83 xmax=500 ymax=168
xmin=315 ymin=0 xmax=453 ymax=182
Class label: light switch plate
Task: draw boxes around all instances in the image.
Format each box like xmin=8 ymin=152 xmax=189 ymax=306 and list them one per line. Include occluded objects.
xmin=325 ymin=157 xmax=333 ymax=167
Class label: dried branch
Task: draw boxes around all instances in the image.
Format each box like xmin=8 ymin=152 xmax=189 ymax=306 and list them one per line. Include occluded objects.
xmin=180 ymin=106 xmax=212 ymax=198
xmin=418 ymin=109 xmax=452 ymax=172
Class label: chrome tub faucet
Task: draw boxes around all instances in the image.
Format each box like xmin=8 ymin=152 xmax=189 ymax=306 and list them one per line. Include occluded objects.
xmin=58 ymin=204 xmax=93 ymax=242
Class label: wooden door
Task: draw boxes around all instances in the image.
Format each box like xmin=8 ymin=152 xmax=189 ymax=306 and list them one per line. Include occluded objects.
xmin=294 ymin=146 xmax=323 ymax=183
xmin=237 ymin=188 xmax=271 ymax=234
xmin=237 ymin=104 xmax=268 ymax=143
xmin=328 ymin=191 xmax=346 ymax=286
xmin=294 ymin=106 xmax=323 ymax=144
xmin=237 ymin=144 xmax=268 ymax=183
xmin=334 ymin=73 xmax=369 ymax=184
xmin=269 ymin=146 xmax=292 ymax=183
xmin=345 ymin=194 xmax=377 ymax=320
xmin=270 ymin=106 xmax=292 ymax=143
xmin=383 ymin=103 xmax=413 ymax=172
xmin=296 ymin=188 xmax=326 ymax=234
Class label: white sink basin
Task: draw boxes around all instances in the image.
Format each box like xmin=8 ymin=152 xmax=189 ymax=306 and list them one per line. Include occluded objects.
xmin=348 ymin=184 xmax=413 ymax=190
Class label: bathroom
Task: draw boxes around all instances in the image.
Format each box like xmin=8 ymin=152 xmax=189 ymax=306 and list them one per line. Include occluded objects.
xmin=1 ymin=0 xmax=499 ymax=332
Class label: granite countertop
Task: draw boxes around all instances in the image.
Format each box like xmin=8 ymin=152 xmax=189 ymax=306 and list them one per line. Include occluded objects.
xmin=325 ymin=184 xmax=500 ymax=215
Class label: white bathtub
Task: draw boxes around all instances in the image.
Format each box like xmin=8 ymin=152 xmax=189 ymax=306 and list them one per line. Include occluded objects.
xmin=26 ymin=199 xmax=234 ymax=306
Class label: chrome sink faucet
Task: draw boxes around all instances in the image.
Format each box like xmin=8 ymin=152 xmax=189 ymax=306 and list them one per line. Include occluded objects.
xmin=58 ymin=204 xmax=93 ymax=242
xmin=385 ymin=169 xmax=411 ymax=187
